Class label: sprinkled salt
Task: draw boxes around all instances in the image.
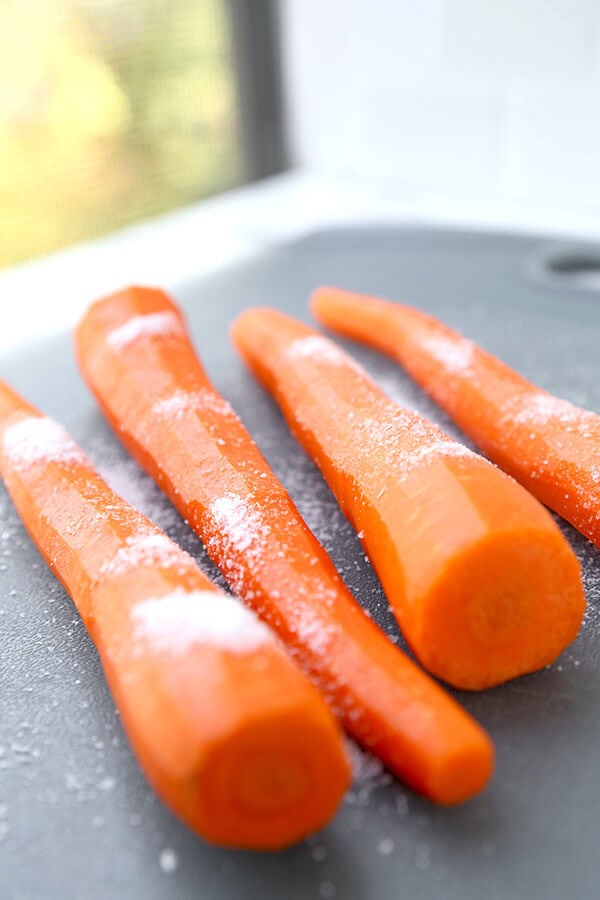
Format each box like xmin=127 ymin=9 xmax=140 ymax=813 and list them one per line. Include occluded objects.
xmin=398 ymin=439 xmax=474 ymax=472
xmin=417 ymin=332 xmax=475 ymax=374
xmin=291 ymin=606 xmax=336 ymax=655
xmin=377 ymin=837 xmax=395 ymax=856
xmin=209 ymin=493 xmax=271 ymax=554
xmin=323 ymin=393 xmax=478 ymax=490
xmin=345 ymin=742 xmax=393 ymax=806
xmin=502 ymin=393 xmax=596 ymax=430
xmin=159 ymin=847 xmax=179 ymax=874
xmin=100 ymin=532 xmax=194 ymax=577
xmin=97 ymin=776 xmax=116 ymax=792
xmin=2 ymin=416 xmax=85 ymax=471
xmin=286 ymin=335 xmax=350 ymax=366
xmin=318 ymin=880 xmax=336 ymax=899
xmin=131 ymin=589 xmax=271 ymax=656
xmin=151 ymin=390 xmax=199 ymax=421
xmin=107 ymin=312 xmax=183 ymax=351
xmin=151 ymin=388 xmax=233 ymax=422
xmin=311 ymin=845 xmax=328 ymax=862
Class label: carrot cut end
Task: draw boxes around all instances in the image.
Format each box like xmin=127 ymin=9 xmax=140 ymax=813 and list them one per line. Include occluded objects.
xmin=409 ymin=527 xmax=586 ymax=691
xmin=194 ymin=705 xmax=351 ymax=849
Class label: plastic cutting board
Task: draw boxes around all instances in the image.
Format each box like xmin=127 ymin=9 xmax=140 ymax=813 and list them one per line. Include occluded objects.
xmin=1 ymin=227 xmax=600 ymax=900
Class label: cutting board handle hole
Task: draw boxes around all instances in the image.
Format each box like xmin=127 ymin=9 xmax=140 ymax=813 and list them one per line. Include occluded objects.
xmin=541 ymin=248 xmax=600 ymax=292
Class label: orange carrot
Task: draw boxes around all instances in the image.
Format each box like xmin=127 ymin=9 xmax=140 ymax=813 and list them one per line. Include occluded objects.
xmin=75 ymin=286 xmax=494 ymax=804
xmin=231 ymin=306 xmax=586 ymax=692
xmin=0 ymin=380 xmax=350 ymax=849
xmin=312 ymin=287 xmax=600 ymax=549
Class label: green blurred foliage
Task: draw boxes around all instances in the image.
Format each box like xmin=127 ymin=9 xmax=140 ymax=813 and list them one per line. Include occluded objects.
xmin=0 ymin=0 xmax=241 ymax=268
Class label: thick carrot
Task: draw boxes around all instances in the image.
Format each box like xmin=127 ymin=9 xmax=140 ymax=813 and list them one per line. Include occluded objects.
xmin=312 ymin=287 xmax=600 ymax=549
xmin=231 ymin=306 xmax=586 ymax=691
xmin=0 ymin=380 xmax=350 ymax=850
xmin=75 ymin=286 xmax=494 ymax=805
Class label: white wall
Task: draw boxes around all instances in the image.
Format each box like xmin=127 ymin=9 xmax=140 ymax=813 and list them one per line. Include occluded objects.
xmin=281 ymin=0 xmax=600 ymax=209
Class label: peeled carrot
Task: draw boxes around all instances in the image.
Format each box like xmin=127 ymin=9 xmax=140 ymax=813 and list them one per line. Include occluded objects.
xmin=312 ymin=287 xmax=600 ymax=549
xmin=231 ymin=306 xmax=586 ymax=692
xmin=0 ymin=380 xmax=350 ymax=849
xmin=75 ymin=286 xmax=494 ymax=804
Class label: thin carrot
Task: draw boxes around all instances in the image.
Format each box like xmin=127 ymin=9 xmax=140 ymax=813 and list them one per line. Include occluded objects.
xmin=231 ymin=306 xmax=586 ymax=692
xmin=0 ymin=380 xmax=350 ymax=850
xmin=75 ymin=286 xmax=495 ymax=805
xmin=312 ymin=287 xmax=600 ymax=549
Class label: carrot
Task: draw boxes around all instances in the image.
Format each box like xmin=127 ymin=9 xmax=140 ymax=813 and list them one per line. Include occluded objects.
xmin=312 ymin=287 xmax=600 ymax=549
xmin=231 ymin=306 xmax=586 ymax=692
xmin=0 ymin=380 xmax=350 ymax=850
xmin=75 ymin=286 xmax=495 ymax=805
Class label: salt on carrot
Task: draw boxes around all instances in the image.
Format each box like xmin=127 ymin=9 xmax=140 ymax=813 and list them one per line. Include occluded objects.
xmin=0 ymin=380 xmax=350 ymax=850
xmin=312 ymin=286 xmax=600 ymax=549
xmin=75 ymin=286 xmax=494 ymax=805
xmin=231 ymin=306 xmax=586 ymax=692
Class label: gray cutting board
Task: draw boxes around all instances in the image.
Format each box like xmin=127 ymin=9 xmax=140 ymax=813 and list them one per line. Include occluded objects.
xmin=1 ymin=227 xmax=600 ymax=900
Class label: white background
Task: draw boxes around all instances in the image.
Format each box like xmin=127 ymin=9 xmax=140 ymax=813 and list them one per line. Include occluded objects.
xmin=282 ymin=0 xmax=600 ymax=209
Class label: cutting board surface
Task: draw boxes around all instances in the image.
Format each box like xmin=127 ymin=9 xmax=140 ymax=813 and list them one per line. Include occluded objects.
xmin=2 ymin=227 xmax=600 ymax=900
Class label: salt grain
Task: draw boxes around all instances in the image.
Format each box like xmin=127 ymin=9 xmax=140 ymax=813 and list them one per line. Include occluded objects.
xmin=131 ymin=589 xmax=271 ymax=656
xmin=107 ymin=312 xmax=183 ymax=351
xmin=377 ymin=837 xmax=395 ymax=856
xmin=97 ymin=776 xmax=116 ymax=792
xmin=159 ymin=847 xmax=179 ymax=874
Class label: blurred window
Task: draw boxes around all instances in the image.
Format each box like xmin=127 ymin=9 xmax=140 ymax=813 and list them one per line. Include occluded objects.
xmin=0 ymin=0 xmax=246 ymax=268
